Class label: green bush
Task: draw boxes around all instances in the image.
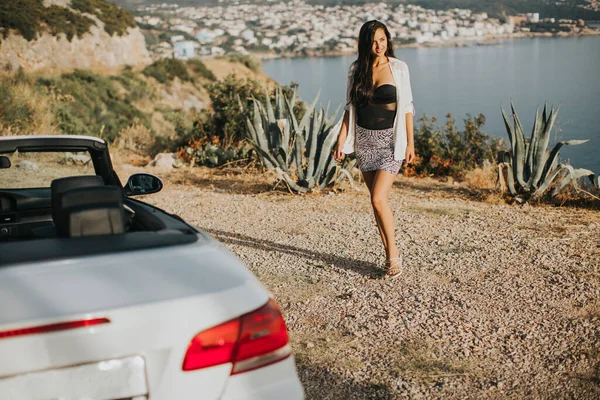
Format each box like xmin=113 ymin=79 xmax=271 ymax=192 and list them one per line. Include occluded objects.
xmin=41 ymin=5 xmax=94 ymax=41
xmin=141 ymin=29 xmax=159 ymax=46
xmin=182 ymin=76 xmax=306 ymax=158
xmin=0 ymin=0 xmax=44 ymax=41
xmin=1 ymin=0 xmax=94 ymax=42
xmin=410 ymin=113 xmax=503 ymax=178
xmin=180 ymin=140 xmax=253 ymax=168
xmin=142 ymin=58 xmax=191 ymax=84
xmin=0 ymin=84 xmax=34 ymax=131
xmin=159 ymin=108 xmax=197 ymax=148
xmin=0 ymin=0 xmax=134 ymax=41
xmin=111 ymin=69 xmax=156 ymax=101
xmin=38 ymin=69 xmax=149 ymax=141
xmin=70 ymin=0 xmax=135 ymax=36
xmin=186 ymin=59 xmax=216 ymax=81
xmin=195 ymin=75 xmax=268 ymax=147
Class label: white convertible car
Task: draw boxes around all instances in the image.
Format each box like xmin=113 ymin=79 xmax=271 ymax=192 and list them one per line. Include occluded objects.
xmin=0 ymin=135 xmax=304 ymax=400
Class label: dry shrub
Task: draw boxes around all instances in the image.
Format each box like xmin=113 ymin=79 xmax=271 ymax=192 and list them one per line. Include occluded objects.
xmin=150 ymin=111 xmax=176 ymax=138
xmin=0 ymin=83 xmax=59 ymax=136
xmin=402 ymin=155 xmax=421 ymax=177
xmin=464 ymin=160 xmax=498 ymax=190
xmin=114 ymin=119 xmax=155 ymax=156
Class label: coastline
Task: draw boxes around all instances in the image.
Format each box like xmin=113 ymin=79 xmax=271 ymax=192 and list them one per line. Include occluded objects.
xmin=252 ymin=28 xmax=600 ymax=60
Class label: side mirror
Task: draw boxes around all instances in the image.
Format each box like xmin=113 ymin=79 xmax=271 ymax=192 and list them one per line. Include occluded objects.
xmin=0 ymin=156 xmax=11 ymax=169
xmin=125 ymin=173 xmax=163 ymax=196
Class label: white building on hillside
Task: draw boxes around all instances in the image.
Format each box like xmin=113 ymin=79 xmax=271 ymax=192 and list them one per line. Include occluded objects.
xmin=174 ymin=41 xmax=197 ymax=60
xmin=527 ymin=13 xmax=540 ymax=23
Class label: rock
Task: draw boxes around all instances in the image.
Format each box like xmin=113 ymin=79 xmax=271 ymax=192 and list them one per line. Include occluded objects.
xmin=149 ymin=153 xmax=180 ymax=169
xmin=16 ymin=160 xmax=38 ymax=170
xmin=62 ymin=152 xmax=91 ymax=165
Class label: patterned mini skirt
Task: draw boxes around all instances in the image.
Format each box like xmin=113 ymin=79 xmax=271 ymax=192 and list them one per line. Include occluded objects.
xmin=355 ymin=125 xmax=402 ymax=174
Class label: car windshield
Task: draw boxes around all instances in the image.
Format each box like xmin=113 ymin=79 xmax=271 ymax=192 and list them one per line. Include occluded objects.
xmin=0 ymin=151 xmax=96 ymax=189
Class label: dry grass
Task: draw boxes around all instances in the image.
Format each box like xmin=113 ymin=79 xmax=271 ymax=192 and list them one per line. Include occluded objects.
xmin=159 ymin=166 xmax=279 ymax=195
xmin=573 ymin=302 xmax=600 ymax=319
xmin=464 ymin=162 xmax=498 ymax=190
xmin=0 ymin=83 xmax=60 ymax=136
xmin=408 ymin=203 xmax=477 ymax=219
xmin=113 ymin=119 xmax=155 ymax=156
xmin=571 ymin=347 xmax=600 ymax=387
xmin=291 ymin=330 xmax=367 ymax=372
xmin=201 ymin=57 xmax=277 ymax=83
xmin=386 ymin=337 xmax=481 ymax=383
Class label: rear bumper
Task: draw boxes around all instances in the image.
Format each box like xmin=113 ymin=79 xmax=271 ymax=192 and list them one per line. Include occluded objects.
xmin=220 ymin=356 xmax=304 ymax=400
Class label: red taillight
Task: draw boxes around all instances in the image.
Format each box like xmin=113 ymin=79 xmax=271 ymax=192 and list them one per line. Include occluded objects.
xmin=182 ymin=319 xmax=240 ymax=371
xmin=232 ymin=299 xmax=291 ymax=374
xmin=182 ymin=299 xmax=291 ymax=374
xmin=0 ymin=317 xmax=110 ymax=340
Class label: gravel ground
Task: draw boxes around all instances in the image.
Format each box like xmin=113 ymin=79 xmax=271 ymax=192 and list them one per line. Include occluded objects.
xmin=125 ymin=165 xmax=600 ymax=399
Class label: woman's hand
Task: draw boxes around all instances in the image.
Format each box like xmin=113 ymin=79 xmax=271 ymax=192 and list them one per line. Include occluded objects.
xmin=333 ymin=145 xmax=345 ymax=162
xmin=405 ymin=144 xmax=415 ymax=164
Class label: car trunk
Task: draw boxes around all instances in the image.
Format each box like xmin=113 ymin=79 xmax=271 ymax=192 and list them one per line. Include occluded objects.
xmin=0 ymin=240 xmax=269 ymax=400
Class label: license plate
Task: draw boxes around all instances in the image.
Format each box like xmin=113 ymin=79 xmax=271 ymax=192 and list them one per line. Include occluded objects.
xmin=0 ymin=356 xmax=148 ymax=400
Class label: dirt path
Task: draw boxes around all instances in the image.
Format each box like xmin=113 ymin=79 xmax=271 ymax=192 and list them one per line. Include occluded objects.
xmin=124 ymin=165 xmax=600 ymax=399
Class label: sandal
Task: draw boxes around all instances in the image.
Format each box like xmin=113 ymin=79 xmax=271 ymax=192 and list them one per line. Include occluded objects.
xmin=384 ymin=256 xmax=403 ymax=279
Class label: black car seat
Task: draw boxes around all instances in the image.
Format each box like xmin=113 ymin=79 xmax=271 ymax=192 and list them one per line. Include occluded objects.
xmin=54 ymin=186 xmax=125 ymax=237
xmin=51 ymin=175 xmax=104 ymax=223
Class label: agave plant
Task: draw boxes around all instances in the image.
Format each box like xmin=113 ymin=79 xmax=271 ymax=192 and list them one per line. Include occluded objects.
xmin=497 ymin=102 xmax=594 ymax=200
xmin=239 ymin=87 xmax=356 ymax=193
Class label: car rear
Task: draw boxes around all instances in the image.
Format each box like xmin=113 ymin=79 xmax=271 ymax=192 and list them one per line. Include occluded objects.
xmin=0 ymin=238 xmax=304 ymax=400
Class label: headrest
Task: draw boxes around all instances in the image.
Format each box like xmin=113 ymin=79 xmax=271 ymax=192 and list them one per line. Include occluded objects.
xmin=51 ymin=175 xmax=104 ymax=197
xmin=55 ymin=186 xmax=125 ymax=237
xmin=51 ymin=175 xmax=104 ymax=222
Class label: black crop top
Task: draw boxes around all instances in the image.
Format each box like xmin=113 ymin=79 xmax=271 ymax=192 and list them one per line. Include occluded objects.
xmin=356 ymin=84 xmax=397 ymax=130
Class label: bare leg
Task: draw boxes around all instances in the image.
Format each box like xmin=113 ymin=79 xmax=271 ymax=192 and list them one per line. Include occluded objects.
xmin=370 ymin=170 xmax=399 ymax=260
xmin=362 ymin=171 xmax=388 ymax=251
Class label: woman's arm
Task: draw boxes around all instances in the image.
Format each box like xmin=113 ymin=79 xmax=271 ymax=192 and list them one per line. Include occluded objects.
xmin=334 ymin=110 xmax=350 ymax=162
xmin=403 ymin=63 xmax=416 ymax=164
xmin=334 ymin=63 xmax=355 ymax=162
xmin=405 ymin=112 xmax=415 ymax=164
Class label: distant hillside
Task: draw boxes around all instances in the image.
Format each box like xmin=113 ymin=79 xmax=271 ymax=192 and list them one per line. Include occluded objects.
xmin=113 ymin=0 xmax=600 ymax=21
xmin=411 ymin=0 xmax=600 ymax=21
xmin=0 ymin=0 xmax=151 ymax=72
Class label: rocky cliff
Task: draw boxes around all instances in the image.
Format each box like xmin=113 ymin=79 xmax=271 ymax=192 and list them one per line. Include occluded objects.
xmin=0 ymin=26 xmax=150 ymax=73
xmin=0 ymin=0 xmax=151 ymax=73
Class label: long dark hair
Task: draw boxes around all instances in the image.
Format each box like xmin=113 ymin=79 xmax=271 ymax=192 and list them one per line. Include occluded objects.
xmin=350 ymin=20 xmax=395 ymax=107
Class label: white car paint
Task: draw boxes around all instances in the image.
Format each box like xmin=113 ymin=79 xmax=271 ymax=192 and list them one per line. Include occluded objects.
xmin=0 ymin=236 xmax=305 ymax=399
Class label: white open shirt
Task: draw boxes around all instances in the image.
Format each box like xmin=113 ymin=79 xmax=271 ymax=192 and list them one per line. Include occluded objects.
xmin=341 ymin=57 xmax=415 ymax=161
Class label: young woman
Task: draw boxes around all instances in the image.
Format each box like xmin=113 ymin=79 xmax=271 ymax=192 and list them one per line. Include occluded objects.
xmin=334 ymin=20 xmax=416 ymax=279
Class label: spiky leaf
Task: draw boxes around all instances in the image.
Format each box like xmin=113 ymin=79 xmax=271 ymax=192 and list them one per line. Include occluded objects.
xmin=550 ymin=165 xmax=594 ymax=197
xmin=510 ymin=102 xmax=527 ymax=188
xmin=530 ymin=105 xmax=560 ymax=188
xmin=539 ymin=139 xmax=589 ymax=185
